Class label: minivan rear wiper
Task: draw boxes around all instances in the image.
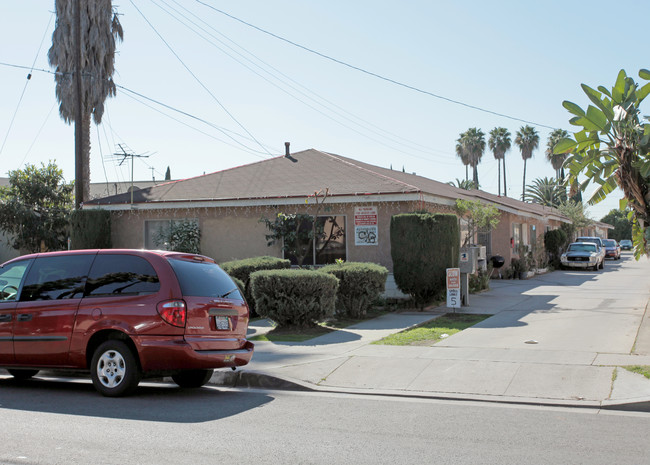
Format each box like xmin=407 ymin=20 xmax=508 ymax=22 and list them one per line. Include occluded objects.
xmin=220 ymin=288 xmax=238 ymax=298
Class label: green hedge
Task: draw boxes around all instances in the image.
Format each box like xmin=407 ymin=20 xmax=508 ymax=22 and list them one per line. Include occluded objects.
xmin=220 ymin=256 xmax=291 ymax=315
xmin=544 ymin=228 xmax=568 ymax=268
xmin=250 ymin=269 xmax=338 ymax=328
xmin=320 ymin=262 xmax=388 ymax=318
xmin=69 ymin=209 xmax=112 ymax=249
xmin=390 ymin=213 xmax=459 ymax=308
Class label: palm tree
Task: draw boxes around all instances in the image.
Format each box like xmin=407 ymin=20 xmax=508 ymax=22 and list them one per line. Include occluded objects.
xmin=524 ymin=177 xmax=567 ymax=207
xmin=488 ymin=127 xmax=511 ymax=196
xmin=455 ymin=131 xmax=471 ymax=182
xmin=457 ymin=128 xmax=485 ymax=188
xmin=515 ymin=125 xmax=540 ymax=200
xmin=48 ymin=0 xmax=123 ymax=208
xmin=546 ymin=128 xmax=570 ymax=181
xmin=448 ymin=178 xmax=476 ymax=190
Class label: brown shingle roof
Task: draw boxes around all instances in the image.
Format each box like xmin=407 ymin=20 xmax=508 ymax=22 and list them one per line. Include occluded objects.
xmin=84 ymin=148 xmax=568 ymax=220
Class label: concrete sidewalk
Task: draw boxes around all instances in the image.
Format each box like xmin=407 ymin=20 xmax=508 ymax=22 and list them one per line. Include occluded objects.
xmin=212 ymin=255 xmax=650 ymax=411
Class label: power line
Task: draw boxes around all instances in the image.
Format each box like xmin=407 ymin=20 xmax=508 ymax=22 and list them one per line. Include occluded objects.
xmin=0 ymin=61 xmax=276 ymax=157
xmin=153 ymin=0 xmax=459 ymax=165
xmin=130 ymin=0 xmax=274 ymax=157
xmin=197 ymin=1 xmax=558 ymax=131
xmin=0 ymin=12 xmax=54 ymax=157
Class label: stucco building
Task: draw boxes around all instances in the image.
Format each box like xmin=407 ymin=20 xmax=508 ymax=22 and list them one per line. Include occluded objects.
xmin=84 ymin=148 xmax=571 ymax=273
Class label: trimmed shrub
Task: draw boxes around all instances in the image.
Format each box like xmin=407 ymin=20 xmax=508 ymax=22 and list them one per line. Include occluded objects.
xmin=390 ymin=213 xmax=459 ymax=308
xmin=250 ymin=269 xmax=338 ymax=328
xmin=544 ymin=228 xmax=568 ymax=268
xmin=69 ymin=209 xmax=112 ymax=249
xmin=220 ymin=256 xmax=291 ymax=315
xmin=320 ymin=262 xmax=388 ymax=318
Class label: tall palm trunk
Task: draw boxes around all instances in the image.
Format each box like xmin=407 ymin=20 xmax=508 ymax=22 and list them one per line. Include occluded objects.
xmin=82 ymin=112 xmax=91 ymax=203
xmin=503 ymin=160 xmax=507 ymax=197
xmin=497 ymin=159 xmax=502 ymax=196
xmin=522 ymin=159 xmax=527 ymax=200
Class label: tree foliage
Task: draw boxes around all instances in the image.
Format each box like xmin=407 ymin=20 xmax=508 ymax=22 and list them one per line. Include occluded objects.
xmin=454 ymin=199 xmax=500 ymax=249
xmin=515 ymin=125 xmax=540 ymax=200
xmin=556 ymin=200 xmax=593 ymax=240
xmin=546 ymin=128 xmax=571 ymax=181
xmin=488 ymin=127 xmax=512 ymax=197
xmin=600 ymin=209 xmax=632 ymax=242
xmin=48 ymin=0 xmax=123 ymax=206
xmin=556 ymin=69 xmax=650 ymax=257
xmin=448 ymin=179 xmax=476 ymax=190
xmin=154 ymin=220 xmax=201 ymax=254
xmin=0 ymin=162 xmax=73 ymax=253
xmin=524 ymin=177 xmax=567 ymax=207
xmin=456 ymin=128 xmax=485 ymax=187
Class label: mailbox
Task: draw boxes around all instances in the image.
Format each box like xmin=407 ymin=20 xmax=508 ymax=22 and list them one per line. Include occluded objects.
xmin=459 ymin=248 xmax=477 ymax=274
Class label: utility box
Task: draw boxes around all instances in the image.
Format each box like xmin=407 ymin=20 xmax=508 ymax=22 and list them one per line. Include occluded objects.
xmin=471 ymin=246 xmax=487 ymax=271
xmin=459 ymin=248 xmax=478 ymax=274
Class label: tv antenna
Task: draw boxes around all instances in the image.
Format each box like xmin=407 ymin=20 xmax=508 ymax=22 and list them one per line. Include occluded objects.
xmin=113 ymin=144 xmax=153 ymax=206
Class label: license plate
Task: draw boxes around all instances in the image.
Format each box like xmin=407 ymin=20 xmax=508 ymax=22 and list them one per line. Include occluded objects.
xmin=215 ymin=315 xmax=230 ymax=330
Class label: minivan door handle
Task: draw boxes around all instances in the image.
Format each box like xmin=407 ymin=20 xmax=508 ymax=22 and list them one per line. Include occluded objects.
xmin=0 ymin=314 xmax=11 ymax=322
xmin=17 ymin=313 xmax=33 ymax=322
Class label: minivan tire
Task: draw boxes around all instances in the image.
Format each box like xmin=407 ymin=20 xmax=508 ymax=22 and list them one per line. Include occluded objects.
xmin=7 ymin=369 xmax=39 ymax=380
xmin=171 ymin=369 xmax=214 ymax=388
xmin=91 ymin=340 xmax=141 ymax=397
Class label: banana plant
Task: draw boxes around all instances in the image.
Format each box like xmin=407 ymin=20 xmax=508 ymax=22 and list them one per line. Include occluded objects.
xmin=554 ymin=69 xmax=650 ymax=257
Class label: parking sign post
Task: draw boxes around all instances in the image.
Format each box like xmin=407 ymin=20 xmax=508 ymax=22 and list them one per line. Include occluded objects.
xmin=446 ymin=268 xmax=461 ymax=310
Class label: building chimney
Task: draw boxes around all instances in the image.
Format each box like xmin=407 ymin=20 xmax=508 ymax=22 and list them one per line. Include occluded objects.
xmin=285 ymin=142 xmax=290 ymax=157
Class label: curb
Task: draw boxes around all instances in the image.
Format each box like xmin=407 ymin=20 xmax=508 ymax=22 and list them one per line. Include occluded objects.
xmin=211 ymin=369 xmax=650 ymax=413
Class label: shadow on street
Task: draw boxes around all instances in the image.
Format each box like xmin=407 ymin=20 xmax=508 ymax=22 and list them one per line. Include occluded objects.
xmin=0 ymin=375 xmax=273 ymax=423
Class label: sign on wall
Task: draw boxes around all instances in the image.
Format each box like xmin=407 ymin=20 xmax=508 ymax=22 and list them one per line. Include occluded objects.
xmin=354 ymin=206 xmax=378 ymax=246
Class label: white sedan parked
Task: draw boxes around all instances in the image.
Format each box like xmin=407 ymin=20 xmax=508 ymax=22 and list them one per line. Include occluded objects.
xmin=561 ymin=242 xmax=604 ymax=271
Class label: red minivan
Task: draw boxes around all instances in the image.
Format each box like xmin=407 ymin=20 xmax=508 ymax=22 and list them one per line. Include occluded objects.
xmin=0 ymin=249 xmax=253 ymax=396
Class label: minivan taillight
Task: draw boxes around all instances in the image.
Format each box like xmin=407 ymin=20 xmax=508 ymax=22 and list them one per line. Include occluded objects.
xmin=157 ymin=300 xmax=187 ymax=327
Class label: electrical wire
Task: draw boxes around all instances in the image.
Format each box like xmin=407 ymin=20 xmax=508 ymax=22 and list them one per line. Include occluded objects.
xmin=0 ymin=60 xmax=277 ymax=158
xmin=130 ymin=0 xmax=274 ymax=157
xmin=118 ymin=88 xmax=271 ymax=158
xmin=158 ymin=0 xmax=456 ymax=160
xmin=17 ymin=102 xmax=57 ymax=170
xmin=197 ymin=1 xmax=557 ymax=131
xmin=0 ymin=12 xmax=54 ymax=157
xmin=154 ymin=0 xmax=459 ymax=166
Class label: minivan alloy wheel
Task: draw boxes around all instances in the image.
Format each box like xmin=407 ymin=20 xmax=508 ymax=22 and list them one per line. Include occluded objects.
xmin=90 ymin=340 xmax=141 ymax=397
xmin=97 ymin=350 xmax=126 ymax=388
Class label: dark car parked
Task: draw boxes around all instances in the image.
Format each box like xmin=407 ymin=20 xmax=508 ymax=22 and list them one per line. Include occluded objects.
xmin=620 ymin=239 xmax=633 ymax=250
xmin=602 ymin=239 xmax=621 ymax=260
xmin=0 ymin=249 xmax=253 ymax=396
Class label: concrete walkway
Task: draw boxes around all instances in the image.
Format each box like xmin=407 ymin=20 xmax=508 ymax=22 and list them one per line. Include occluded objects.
xmin=213 ymin=253 xmax=650 ymax=411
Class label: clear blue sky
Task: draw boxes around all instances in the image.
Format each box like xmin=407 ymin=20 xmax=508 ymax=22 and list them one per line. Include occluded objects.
xmin=1 ymin=0 xmax=648 ymax=220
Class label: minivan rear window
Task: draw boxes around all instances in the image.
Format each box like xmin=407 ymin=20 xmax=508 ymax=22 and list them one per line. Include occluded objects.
xmin=85 ymin=255 xmax=160 ymax=297
xmin=168 ymin=258 xmax=242 ymax=299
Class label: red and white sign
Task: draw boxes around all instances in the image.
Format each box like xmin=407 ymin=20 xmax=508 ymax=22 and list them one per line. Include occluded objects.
xmin=354 ymin=206 xmax=378 ymax=226
xmin=355 ymin=206 xmax=378 ymax=246
xmin=446 ymin=268 xmax=460 ymax=290
xmin=446 ymin=268 xmax=461 ymax=309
